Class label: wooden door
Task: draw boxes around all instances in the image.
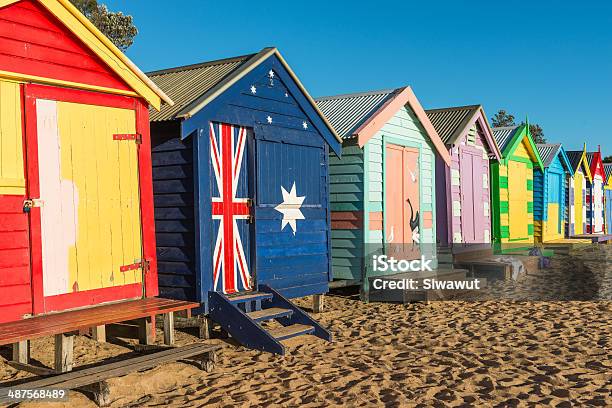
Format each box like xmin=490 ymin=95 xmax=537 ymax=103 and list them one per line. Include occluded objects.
xmin=25 ymin=87 xmax=144 ymax=314
xmin=593 ymin=176 xmax=604 ymax=233
xmin=574 ymin=171 xmax=584 ymax=234
xmin=209 ymin=122 xmax=254 ymax=295
xmin=508 ymin=161 xmax=528 ymax=239
xmin=549 ymin=172 xmax=562 ymax=234
xmin=459 ymin=149 xmax=485 ymax=243
xmin=385 ymin=144 xmax=420 ymax=259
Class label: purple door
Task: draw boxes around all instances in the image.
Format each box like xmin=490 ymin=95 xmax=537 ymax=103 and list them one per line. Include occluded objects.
xmin=460 ymin=148 xmax=485 ymax=244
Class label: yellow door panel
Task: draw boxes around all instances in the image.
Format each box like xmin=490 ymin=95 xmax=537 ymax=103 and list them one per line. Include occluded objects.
xmin=508 ymin=161 xmax=528 ymax=239
xmin=39 ymin=101 xmax=142 ymax=295
xmin=574 ymin=172 xmax=583 ymax=234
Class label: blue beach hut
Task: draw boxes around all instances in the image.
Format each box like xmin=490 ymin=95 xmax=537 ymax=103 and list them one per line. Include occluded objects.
xmin=147 ymin=48 xmax=342 ymax=354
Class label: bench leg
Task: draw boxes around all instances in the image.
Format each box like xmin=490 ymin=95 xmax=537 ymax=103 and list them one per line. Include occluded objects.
xmin=163 ymin=312 xmax=175 ymax=346
xmin=92 ymin=325 xmax=106 ymax=343
xmin=79 ymin=381 xmax=111 ymax=407
xmin=138 ymin=316 xmax=155 ymax=345
xmin=312 ymin=294 xmax=325 ymax=313
xmin=54 ymin=333 xmax=74 ymax=373
xmin=12 ymin=340 xmax=29 ymax=364
xmin=183 ymin=350 xmax=217 ymax=373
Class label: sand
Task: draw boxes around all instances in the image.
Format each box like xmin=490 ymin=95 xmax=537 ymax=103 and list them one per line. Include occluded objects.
xmin=1 ymin=247 xmax=610 ymax=407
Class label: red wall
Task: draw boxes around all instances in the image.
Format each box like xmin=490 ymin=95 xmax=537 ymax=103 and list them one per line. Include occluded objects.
xmin=0 ymin=196 xmax=31 ymax=323
xmin=0 ymin=0 xmax=130 ymax=91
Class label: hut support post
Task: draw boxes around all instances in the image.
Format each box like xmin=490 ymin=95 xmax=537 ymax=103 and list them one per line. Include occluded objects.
xmin=12 ymin=340 xmax=29 ymax=364
xmin=92 ymin=325 xmax=106 ymax=343
xmin=313 ymin=294 xmax=325 ymax=313
xmin=199 ymin=316 xmax=212 ymax=340
xmin=54 ymin=333 xmax=74 ymax=373
xmin=163 ymin=312 xmax=175 ymax=346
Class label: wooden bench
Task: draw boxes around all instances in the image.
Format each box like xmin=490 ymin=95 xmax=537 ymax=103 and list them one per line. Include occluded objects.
xmin=0 ymin=342 xmax=220 ymax=407
xmin=0 ymin=298 xmax=198 ymax=375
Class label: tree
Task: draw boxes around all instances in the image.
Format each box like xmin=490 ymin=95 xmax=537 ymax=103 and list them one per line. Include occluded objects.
xmin=70 ymin=0 xmax=137 ymax=51
xmin=603 ymin=156 xmax=612 ymax=163
xmin=491 ymin=110 xmax=515 ymax=127
xmin=525 ymin=123 xmax=546 ymax=144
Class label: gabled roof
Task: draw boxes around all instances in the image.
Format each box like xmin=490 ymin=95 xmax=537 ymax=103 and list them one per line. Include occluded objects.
xmin=492 ymin=124 xmax=544 ymax=171
xmin=586 ymin=149 xmax=605 ymax=179
xmin=315 ymin=87 xmax=451 ymax=166
xmin=604 ymin=163 xmax=612 ymax=186
xmin=425 ymin=104 xmax=502 ymax=161
xmin=566 ymin=144 xmax=593 ymax=182
xmin=315 ymin=89 xmax=396 ymax=138
xmin=0 ymin=0 xmax=172 ymax=109
xmin=147 ymin=47 xmax=341 ymax=143
xmin=535 ymin=143 xmax=572 ymax=171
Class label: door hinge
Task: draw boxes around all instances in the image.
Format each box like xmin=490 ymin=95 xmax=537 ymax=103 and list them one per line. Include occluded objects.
xmin=113 ymin=133 xmax=142 ymax=144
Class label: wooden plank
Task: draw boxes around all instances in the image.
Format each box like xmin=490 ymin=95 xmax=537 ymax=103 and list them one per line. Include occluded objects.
xmin=12 ymin=340 xmax=29 ymax=363
xmin=54 ymin=333 xmax=74 ymax=373
xmin=0 ymin=343 xmax=221 ymax=400
xmin=91 ymin=325 xmax=106 ymax=343
xmin=312 ymin=294 xmax=324 ymax=313
xmin=163 ymin=312 xmax=174 ymax=346
xmin=0 ymin=298 xmax=197 ymax=345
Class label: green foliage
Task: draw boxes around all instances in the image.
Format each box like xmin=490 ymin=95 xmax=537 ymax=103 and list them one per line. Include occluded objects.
xmin=491 ymin=110 xmax=515 ymax=127
xmin=527 ymin=123 xmax=546 ymax=144
xmin=603 ymin=155 xmax=612 ymax=163
xmin=69 ymin=0 xmax=137 ymax=51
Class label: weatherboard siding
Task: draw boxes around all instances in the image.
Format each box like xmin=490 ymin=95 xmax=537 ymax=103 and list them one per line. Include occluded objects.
xmin=329 ymin=140 xmax=364 ymax=281
xmin=151 ymin=122 xmax=197 ymax=302
xmin=0 ymin=0 xmax=130 ymax=92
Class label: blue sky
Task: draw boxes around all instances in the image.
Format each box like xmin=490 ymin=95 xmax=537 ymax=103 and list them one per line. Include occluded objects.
xmin=105 ymin=0 xmax=611 ymax=152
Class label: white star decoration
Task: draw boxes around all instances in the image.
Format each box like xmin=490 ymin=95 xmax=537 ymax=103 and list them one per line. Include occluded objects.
xmin=284 ymin=92 xmax=289 ymax=98
xmin=266 ymin=116 xmax=273 ymax=124
xmin=268 ymin=70 xmax=275 ymax=78
xmin=302 ymin=121 xmax=308 ymax=130
xmin=250 ymin=85 xmax=257 ymax=94
xmin=274 ymin=182 xmax=305 ymax=235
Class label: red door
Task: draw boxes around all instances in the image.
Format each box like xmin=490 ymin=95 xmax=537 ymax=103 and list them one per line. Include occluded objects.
xmin=385 ymin=144 xmax=420 ymax=259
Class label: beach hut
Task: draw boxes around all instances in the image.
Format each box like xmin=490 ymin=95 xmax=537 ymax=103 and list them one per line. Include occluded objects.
xmin=315 ymin=87 xmax=451 ymax=285
xmin=490 ymin=125 xmax=544 ymax=247
xmin=604 ymin=163 xmax=612 ymax=234
xmin=566 ymin=146 xmax=592 ymax=236
xmin=425 ymin=105 xmax=502 ymax=246
xmin=0 ymin=0 xmax=172 ymax=324
xmin=585 ymin=148 xmax=605 ymax=234
xmin=147 ymin=48 xmax=341 ymax=354
xmin=533 ymin=144 xmax=573 ymax=242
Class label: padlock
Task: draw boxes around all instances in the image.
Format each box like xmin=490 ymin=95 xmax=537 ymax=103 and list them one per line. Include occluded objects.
xmin=23 ymin=199 xmax=33 ymax=213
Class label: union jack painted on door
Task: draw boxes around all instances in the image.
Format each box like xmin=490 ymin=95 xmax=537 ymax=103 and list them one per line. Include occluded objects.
xmin=210 ymin=122 xmax=254 ymax=294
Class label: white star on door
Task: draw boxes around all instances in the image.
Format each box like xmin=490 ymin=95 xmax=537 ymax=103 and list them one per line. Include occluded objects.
xmin=274 ymin=182 xmax=305 ymax=235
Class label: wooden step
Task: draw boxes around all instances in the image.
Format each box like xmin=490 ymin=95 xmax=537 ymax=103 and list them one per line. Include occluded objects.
xmin=269 ymin=324 xmax=314 ymax=341
xmin=247 ymin=307 xmax=292 ymax=322
xmin=227 ymin=292 xmax=273 ymax=304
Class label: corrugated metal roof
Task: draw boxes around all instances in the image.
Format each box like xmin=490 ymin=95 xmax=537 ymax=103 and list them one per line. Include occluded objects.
xmin=315 ymin=89 xmax=398 ymax=138
xmin=425 ymin=105 xmax=480 ymax=144
xmin=566 ymin=150 xmax=584 ymax=172
xmin=586 ymin=152 xmax=596 ymax=166
xmin=147 ymin=54 xmax=254 ymax=122
xmin=491 ymin=126 xmax=520 ymax=152
xmin=535 ymin=143 xmax=562 ymax=168
xmin=604 ymin=163 xmax=612 ymax=180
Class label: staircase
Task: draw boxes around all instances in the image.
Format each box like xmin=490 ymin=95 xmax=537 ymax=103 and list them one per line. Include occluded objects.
xmin=208 ymin=285 xmax=332 ymax=355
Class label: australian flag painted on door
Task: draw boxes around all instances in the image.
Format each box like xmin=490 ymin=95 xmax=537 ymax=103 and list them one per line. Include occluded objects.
xmin=148 ymin=48 xmax=342 ymax=311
